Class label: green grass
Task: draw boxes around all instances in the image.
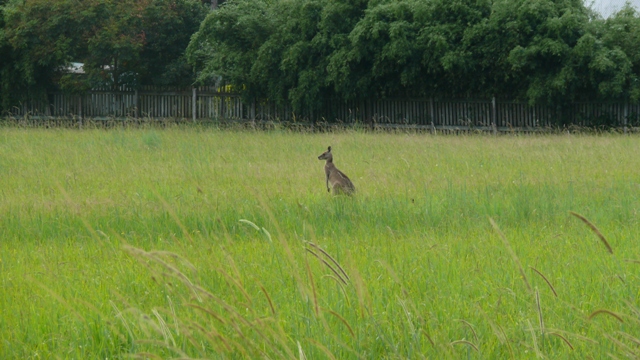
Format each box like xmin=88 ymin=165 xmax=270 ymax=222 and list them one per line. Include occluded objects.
xmin=2 ymin=127 xmax=640 ymax=358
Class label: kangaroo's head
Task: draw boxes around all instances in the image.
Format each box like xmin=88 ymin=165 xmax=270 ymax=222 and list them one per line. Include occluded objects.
xmin=318 ymin=146 xmax=333 ymax=161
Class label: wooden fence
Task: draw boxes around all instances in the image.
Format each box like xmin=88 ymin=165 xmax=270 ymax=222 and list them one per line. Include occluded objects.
xmin=6 ymin=86 xmax=640 ymax=131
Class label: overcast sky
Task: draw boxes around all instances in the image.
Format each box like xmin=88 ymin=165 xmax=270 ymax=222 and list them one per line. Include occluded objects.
xmin=588 ymin=0 xmax=640 ymax=17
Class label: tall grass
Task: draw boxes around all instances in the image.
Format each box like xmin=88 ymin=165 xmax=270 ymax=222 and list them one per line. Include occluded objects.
xmin=1 ymin=127 xmax=640 ymax=358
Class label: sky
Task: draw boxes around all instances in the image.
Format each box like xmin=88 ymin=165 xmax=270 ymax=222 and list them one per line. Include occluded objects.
xmin=588 ymin=0 xmax=640 ymax=17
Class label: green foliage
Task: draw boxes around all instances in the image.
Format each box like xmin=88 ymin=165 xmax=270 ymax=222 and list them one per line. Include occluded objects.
xmin=78 ymin=0 xmax=207 ymax=90
xmin=188 ymin=0 xmax=275 ymax=101
xmin=187 ymin=0 xmax=369 ymax=109
xmin=188 ymin=0 xmax=640 ymax=112
xmin=339 ymin=0 xmax=493 ymax=98
xmin=81 ymin=0 xmax=148 ymax=90
xmin=2 ymin=0 xmax=639 ymax=115
xmin=0 ymin=3 xmax=13 ymax=110
xmin=0 ymin=0 xmax=208 ymax=110
xmin=500 ymin=0 xmax=589 ymax=104
xmin=138 ymin=0 xmax=209 ymax=86
xmin=1 ymin=0 xmax=84 ymax=109
xmin=595 ymin=4 xmax=640 ymax=101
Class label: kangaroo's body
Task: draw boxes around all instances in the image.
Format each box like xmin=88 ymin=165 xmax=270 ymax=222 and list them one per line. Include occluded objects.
xmin=318 ymin=146 xmax=355 ymax=195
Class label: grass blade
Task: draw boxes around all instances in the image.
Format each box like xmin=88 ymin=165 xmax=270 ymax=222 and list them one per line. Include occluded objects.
xmin=588 ymin=309 xmax=624 ymax=323
xmin=569 ymin=211 xmax=613 ymax=254
xmin=530 ymin=267 xmax=558 ymax=297
xmin=489 ymin=218 xmax=532 ymax=292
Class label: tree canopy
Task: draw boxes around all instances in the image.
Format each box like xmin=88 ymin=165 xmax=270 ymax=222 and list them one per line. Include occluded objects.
xmin=0 ymin=0 xmax=208 ymax=110
xmin=1 ymin=0 xmax=639 ymax=113
xmin=187 ymin=0 xmax=640 ymax=112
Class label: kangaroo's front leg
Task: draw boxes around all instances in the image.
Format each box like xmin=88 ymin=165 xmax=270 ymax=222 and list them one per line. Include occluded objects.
xmin=326 ymin=174 xmax=330 ymax=192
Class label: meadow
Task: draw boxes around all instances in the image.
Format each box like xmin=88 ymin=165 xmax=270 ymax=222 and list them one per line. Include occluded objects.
xmin=1 ymin=126 xmax=640 ymax=359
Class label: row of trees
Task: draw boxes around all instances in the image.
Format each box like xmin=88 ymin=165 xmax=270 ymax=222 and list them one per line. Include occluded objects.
xmin=187 ymin=0 xmax=640 ymax=113
xmin=0 ymin=0 xmax=211 ymax=111
xmin=1 ymin=0 xmax=639 ymax=114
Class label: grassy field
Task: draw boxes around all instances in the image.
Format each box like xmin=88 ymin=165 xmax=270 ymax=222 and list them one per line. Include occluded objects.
xmin=1 ymin=127 xmax=640 ymax=359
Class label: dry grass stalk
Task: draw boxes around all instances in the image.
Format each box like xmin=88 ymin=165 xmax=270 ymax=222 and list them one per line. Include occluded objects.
xmin=420 ymin=329 xmax=436 ymax=347
xmin=133 ymin=340 xmax=190 ymax=358
xmin=219 ymin=315 xmax=287 ymax=360
xmin=455 ymin=319 xmax=478 ymax=342
xmin=489 ymin=218 xmax=532 ymax=292
xmin=497 ymin=323 xmax=515 ymax=359
xmin=548 ymin=332 xmax=574 ymax=350
xmin=267 ymin=322 xmax=299 ymax=360
xmin=616 ymin=331 xmax=640 ymax=347
xmin=375 ymin=259 xmax=400 ymax=281
xmin=450 ymin=339 xmax=479 ymax=352
xmin=200 ymin=322 xmax=250 ymax=357
xmin=623 ymin=300 xmax=640 ymax=321
xmin=307 ymin=242 xmax=350 ymax=282
xmin=110 ymin=300 xmax=133 ymax=341
xmin=148 ymin=250 xmax=197 ymax=272
xmin=166 ymin=296 xmax=179 ymax=337
xmin=298 ymin=341 xmax=308 ymax=360
xmin=569 ymin=211 xmax=613 ymax=254
xmin=185 ymin=303 xmax=227 ymax=325
xmin=152 ymin=308 xmax=176 ymax=347
xmin=605 ymin=334 xmax=638 ymax=358
xmin=130 ymin=352 xmax=163 ymax=360
xmin=307 ymin=338 xmax=338 ymax=360
xmin=259 ymin=284 xmax=276 ymax=316
xmin=526 ymin=319 xmax=543 ymax=358
xmin=185 ymin=284 xmax=291 ymax=359
xmin=323 ymin=274 xmax=351 ymax=306
xmin=535 ymin=289 xmax=545 ymax=336
xmin=305 ymin=257 xmax=319 ymax=316
xmin=239 ymin=219 xmax=261 ymax=231
xmin=26 ymin=275 xmax=87 ymax=323
xmin=588 ymin=309 xmax=624 ymax=322
xmin=605 ymin=353 xmax=622 ymax=360
xmin=345 ymin=251 xmax=372 ymax=317
xmin=152 ymin=189 xmax=195 ymax=244
xmin=530 ymin=266 xmax=558 ymax=297
xmin=306 ymin=248 xmax=348 ymax=285
xmin=397 ymin=297 xmax=416 ymax=335
xmin=252 ymin=191 xmax=308 ymax=300
xmin=220 ymin=245 xmax=245 ymax=286
xmin=215 ymin=267 xmax=253 ymax=306
xmin=322 ymin=307 xmax=355 ymax=337
xmin=475 ymin=304 xmax=515 ymax=358
xmin=124 ymin=245 xmax=203 ymax=302
xmin=56 ymin=183 xmax=106 ymax=246
xmin=185 ymin=320 xmax=232 ymax=353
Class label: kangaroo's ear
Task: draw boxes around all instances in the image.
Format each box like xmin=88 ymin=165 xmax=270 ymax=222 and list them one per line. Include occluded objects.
xmin=327 ymin=146 xmax=332 ymax=151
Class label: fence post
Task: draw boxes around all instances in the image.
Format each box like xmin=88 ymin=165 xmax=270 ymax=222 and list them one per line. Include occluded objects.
xmin=251 ymin=99 xmax=256 ymax=121
xmin=46 ymin=94 xmax=52 ymax=117
xmin=221 ymin=94 xmax=226 ymax=120
xmin=78 ymin=95 xmax=83 ymax=128
xmin=192 ymin=87 xmax=197 ymax=122
xmin=430 ymin=97 xmax=435 ymax=133
xmin=491 ymin=96 xmax=497 ymax=135
xmin=134 ymin=89 xmax=139 ymax=118
xmin=624 ymin=101 xmax=629 ymax=134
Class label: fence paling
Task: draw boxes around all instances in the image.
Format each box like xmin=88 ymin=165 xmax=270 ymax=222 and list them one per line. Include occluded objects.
xmin=7 ymin=88 xmax=640 ymax=129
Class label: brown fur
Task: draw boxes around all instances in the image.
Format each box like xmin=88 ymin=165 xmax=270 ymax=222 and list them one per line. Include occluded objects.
xmin=317 ymin=146 xmax=355 ymax=195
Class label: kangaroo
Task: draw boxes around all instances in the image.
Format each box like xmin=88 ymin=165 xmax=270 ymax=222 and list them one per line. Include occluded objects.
xmin=318 ymin=146 xmax=355 ymax=195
